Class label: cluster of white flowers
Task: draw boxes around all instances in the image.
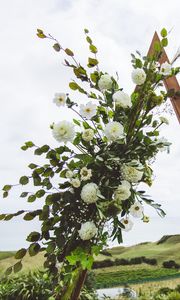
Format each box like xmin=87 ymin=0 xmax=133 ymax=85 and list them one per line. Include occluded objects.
xmin=82 ymin=128 xmax=94 ymax=142
xmin=131 ymin=68 xmax=146 ymax=85
xmin=160 ymin=62 xmax=172 ymax=76
xmin=129 ymin=202 xmax=144 ymax=218
xmin=120 ymin=217 xmax=134 ymax=232
xmin=113 ymin=91 xmax=132 ymax=109
xmin=81 ymin=182 xmax=99 ymax=204
xmin=78 ymin=221 xmax=97 ymax=240
xmin=53 ymin=93 xmax=66 ymax=107
xmin=160 ymin=116 xmax=169 ymax=125
xmin=52 ymin=121 xmax=75 ymax=143
xmin=114 ymin=180 xmax=131 ymax=202
xmin=98 ymin=74 xmax=113 ymax=91
xmin=79 ymin=101 xmax=97 ymax=119
xmin=121 ymin=164 xmax=143 ymax=183
xmin=80 ymin=167 xmax=92 ymax=181
xmin=104 ymin=121 xmax=124 ymax=141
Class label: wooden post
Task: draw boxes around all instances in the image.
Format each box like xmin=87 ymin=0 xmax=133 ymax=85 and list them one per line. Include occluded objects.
xmin=147 ymin=32 xmax=180 ymax=123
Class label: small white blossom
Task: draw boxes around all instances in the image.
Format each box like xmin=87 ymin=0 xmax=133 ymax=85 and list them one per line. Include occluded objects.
xmin=71 ymin=178 xmax=81 ymax=188
xmin=130 ymin=202 xmax=144 ymax=218
xmin=160 ymin=116 xmax=169 ymax=125
xmin=66 ymin=170 xmax=74 ymax=179
xmin=131 ymin=68 xmax=146 ymax=85
xmin=81 ymin=182 xmax=99 ymax=204
xmin=120 ymin=180 xmax=131 ymax=189
xmin=104 ymin=121 xmax=124 ymax=141
xmin=79 ymin=101 xmax=97 ymax=119
xmin=98 ymin=74 xmax=113 ymax=91
xmin=52 ymin=121 xmax=75 ymax=143
xmin=160 ymin=62 xmax=172 ymax=76
xmin=143 ymin=215 xmax=150 ymax=223
xmin=80 ymin=167 xmax=92 ymax=181
xmin=82 ymin=129 xmax=94 ymax=142
xmin=53 ymin=93 xmax=66 ymax=107
xmin=78 ymin=221 xmax=98 ymax=240
xmin=113 ymin=91 xmax=132 ymax=109
xmin=120 ymin=217 xmax=134 ymax=232
xmin=114 ymin=184 xmax=131 ymax=202
xmin=121 ymin=165 xmax=143 ymax=183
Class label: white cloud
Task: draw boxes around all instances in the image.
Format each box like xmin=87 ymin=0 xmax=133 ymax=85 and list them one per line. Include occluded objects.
xmin=0 ymin=0 xmax=179 ymax=250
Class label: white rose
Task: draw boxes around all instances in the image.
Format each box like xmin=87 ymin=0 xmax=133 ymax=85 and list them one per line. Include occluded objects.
xmin=131 ymin=68 xmax=146 ymax=85
xmin=78 ymin=221 xmax=98 ymax=240
xmin=52 ymin=121 xmax=75 ymax=143
xmin=98 ymin=74 xmax=113 ymax=91
xmin=53 ymin=93 xmax=66 ymax=107
xmin=71 ymin=178 xmax=81 ymax=188
xmin=160 ymin=62 xmax=172 ymax=76
xmin=80 ymin=167 xmax=92 ymax=181
xmin=82 ymin=129 xmax=94 ymax=142
xmin=120 ymin=218 xmax=134 ymax=232
xmin=121 ymin=165 xmax=143 ymax=183
xmin=114 ymin=185 xmax=131 ymax=202
xmin=81 ymin=182 xmax=99 ymax=204
xmin=79 ymin=101 xmax=97 ymax=119
xmin=129 ymin=202 xmax=144 ymax=218
xmin=113 ymin=91 xmax=132 ymax=108
xmin=104 ymin=121 xmax=124 ymax=142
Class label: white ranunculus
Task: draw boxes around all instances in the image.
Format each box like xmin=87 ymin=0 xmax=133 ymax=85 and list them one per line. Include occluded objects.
xmin=121 ymin=165 xmax=143 ymax=183
xmin=160 ymin=116 xmax=169 ymax=125
xmin=129 ymin=202 xmax=144 ymax=218
xmin=53 ymin=93 xmax=66 ymax=107
xmin=131 ymin=68 xmax=146 ymax=85
xmin=113 ymin=91 xmax=132 ymax=108
xmin=52 ymin=121 xmax=75 ymax=143
xmin=104 ymin=121 xmax=124 ymax=141
xmin=71 ymin=178 xmax=81 ymax=188
xmin=80 ymin=167 xmax=92 ymax=181
xmin=98 ymin=74 xmax=113 ymax=91
xmin=78 ymin=221 xmax=98 ymax=240
xmin=114 ymin=185 xmax=131 ymax=201
xmin=66 ymin=170 xmax=74 ymax=179
xmin=82 ymin=129 xmax=94 ymax=142
xmin=160 ymin=62 xmax=172 ymax=76
xmin=120 ymin=217 xmax=134 ymax=232
xmin=79 ymin=101 xmax=97 ymax=119
xmin=81 ymin=182 xmax=99 ymax=204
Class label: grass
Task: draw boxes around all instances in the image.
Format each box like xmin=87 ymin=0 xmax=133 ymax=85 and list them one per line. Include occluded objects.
xmin=0 ymin=252 xmax=15 ymax=261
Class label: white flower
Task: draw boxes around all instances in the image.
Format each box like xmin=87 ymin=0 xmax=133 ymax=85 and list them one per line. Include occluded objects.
xmin=113 ymin=91 xmax=132 ymax=109
xmin=81 ymin=182 xmax=99 ymax=204
xmin=80 ymin=167 xmax=92 ymax=181
xmin=79 ymin=101 xmax=97 ymax=119
xmin=98 ymin=74 xmax=113 ymax=91
xmin=71 ymin=178 xmax=81 ymax=188
xmin=104 ymin=121 xmax=124 ymax=141
xmin=131 ymin=68 xmax=146 ymax=85
xmin=53 ymin=93 xmax=66 ymax=107
xmin=78 ymin=221 xmax=98 ymax=240
xmin=120 ymin=180 xmax=131 ymax=189
xmin=143 ymin=215 xmax=150 ymax=223
xmin=121 ymin=165 xmax=143 ymax=183
xmin=160 ymin=116 xmax=169 ymax=125
xmin=130 ymin=202 xmax=144 ymax=218
xmin=52 ymin=121 xmax=75 ymax=143
xmin=160 ymin=62 xmax=172 ymax=76
xmin=82 ymin=129 xmax=94 ymax=142
xmin=120 ymin=218 xmax=134 ymax=232
xmin=114 ymin=184 xmax=131 ymax=202
xmin=66 ymin=170 xmax=74 ymax=179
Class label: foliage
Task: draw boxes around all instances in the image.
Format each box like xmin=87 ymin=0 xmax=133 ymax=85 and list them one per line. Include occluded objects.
xmin=1 ymin=27 xmax=180 ymax=298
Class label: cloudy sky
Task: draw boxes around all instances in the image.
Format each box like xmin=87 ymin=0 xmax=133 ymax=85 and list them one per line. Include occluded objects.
xmin=0 ymin=0 xmax=179 ymax=250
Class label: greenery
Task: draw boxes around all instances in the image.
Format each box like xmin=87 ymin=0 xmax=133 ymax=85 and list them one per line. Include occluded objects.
xmin=1 ymin=27 xmax=179 ymax=299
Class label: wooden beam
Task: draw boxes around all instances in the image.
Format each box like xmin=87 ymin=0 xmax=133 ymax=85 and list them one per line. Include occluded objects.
xmin=147 ymin=32 xmax=180 ymax=123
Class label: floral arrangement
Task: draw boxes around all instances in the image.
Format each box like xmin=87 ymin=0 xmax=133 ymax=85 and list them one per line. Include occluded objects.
xmin=1 ymin=28 xmax=179 ymax=299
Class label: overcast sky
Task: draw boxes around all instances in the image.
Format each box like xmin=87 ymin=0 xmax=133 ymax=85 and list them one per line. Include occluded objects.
xmin=0 ymin=0 xmax=179 ymax=251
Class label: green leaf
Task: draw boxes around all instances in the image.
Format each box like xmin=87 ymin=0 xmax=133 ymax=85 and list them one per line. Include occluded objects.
xmin=28 ymin=243 xmax=41 ymax=256
xmin=28 ymin=163 xmax=38 ymax=169
xmin=2 ymin=185 xmax=12 ymax=192
xmin=88 ymin=57 xmax=98 ymax=68
xmin=34 ymin=148 xmax=43 ymax=155
xmin=40 ymin=145 xmax=50 ymax=153
xmin=89 ymin=44 xmax=98 ymax=53
xmin=3 ymin=191 xmax=8 ymax=198
xmin=73 ymin=119 xmax=81 ymax=126
xmin=25 ymin=141 xmax=34 ymax=148
xmin=161 ymin=38 xmax=168 ymax=47
xmin=161 ymin=28 xmax=167 ymax=38
xmin=53 ymin=43 xmax=61 ymax=52
xmin=65 ymin=48 xmax=74 ymax=56
xmin=20 ymin=192 xmax=29 ymax=198
xmin=0 ymin=214 xmax=6 ymax=220
xmin=5 ymin=266 xmax=13 ymax=276
xmin=84 ymin=28 xmax=89 ymax=34
xmin=27 ymin=231 xmax=41 ymax=242
xmin=86 ymin=36 xmax=92 ymax=44
xmin=19 ymin=176 xmax=29 ymax=185
xmin=14 ymin=261 xmax=23 ymax=273
xmin=36 ymin=189 xmax=45 ymax=198
xmin=28 ymin=195 xmax=36 ymax=203
xmin=23 ymin=212 xmax=36 ymax=221
xmin=75 ymin=154 xmax=93 ymax=164
xmin=69 ymin=82 xmax=78 ymax=90
xmin=4 ymin=214 xmax=13 ymax=221
xmin=15 ymin=248 xmax=27 ymax=259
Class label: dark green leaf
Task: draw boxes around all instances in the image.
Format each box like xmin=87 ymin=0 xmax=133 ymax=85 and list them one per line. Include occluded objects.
xmin=28 ymin=163 xmax=38 ymax=169
xmin=65 ymin=48 xmax=74 ymax=56
xmin=14 ymin=261 xmax=23 ymax=273
xmin=28 ymin=195 xmax=36 ymax=203
xmin=89 ymin=44 xmax=97 ymax=53
xmin=15 ymin=248 xmax=27 ymax=259
xmin=2 ymin=185 xmax=12 ymax=192
xmin=69 ymin=82 xmax=78 ymax=90
xmin=28 ymin=243 xmax=41 ymax=256
xmin=53 ymin=43 xmax=61 ymax=52
xmin=27 ymin=231 xmax=41 ymax=242
xmin=19 ymin=176 xmax=29 ymax=185
xmin=36 ymin=189 xmax=45 ymax=198
xmin=88 ymin=57 xmax=98 ymax=68
xmin=161 ymin=38 xmax=168 ymax=47
xmin=5 ymin=266 xmax=13 ymax=276
xmin=20 ymin=192 xmax=29 ymax=198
